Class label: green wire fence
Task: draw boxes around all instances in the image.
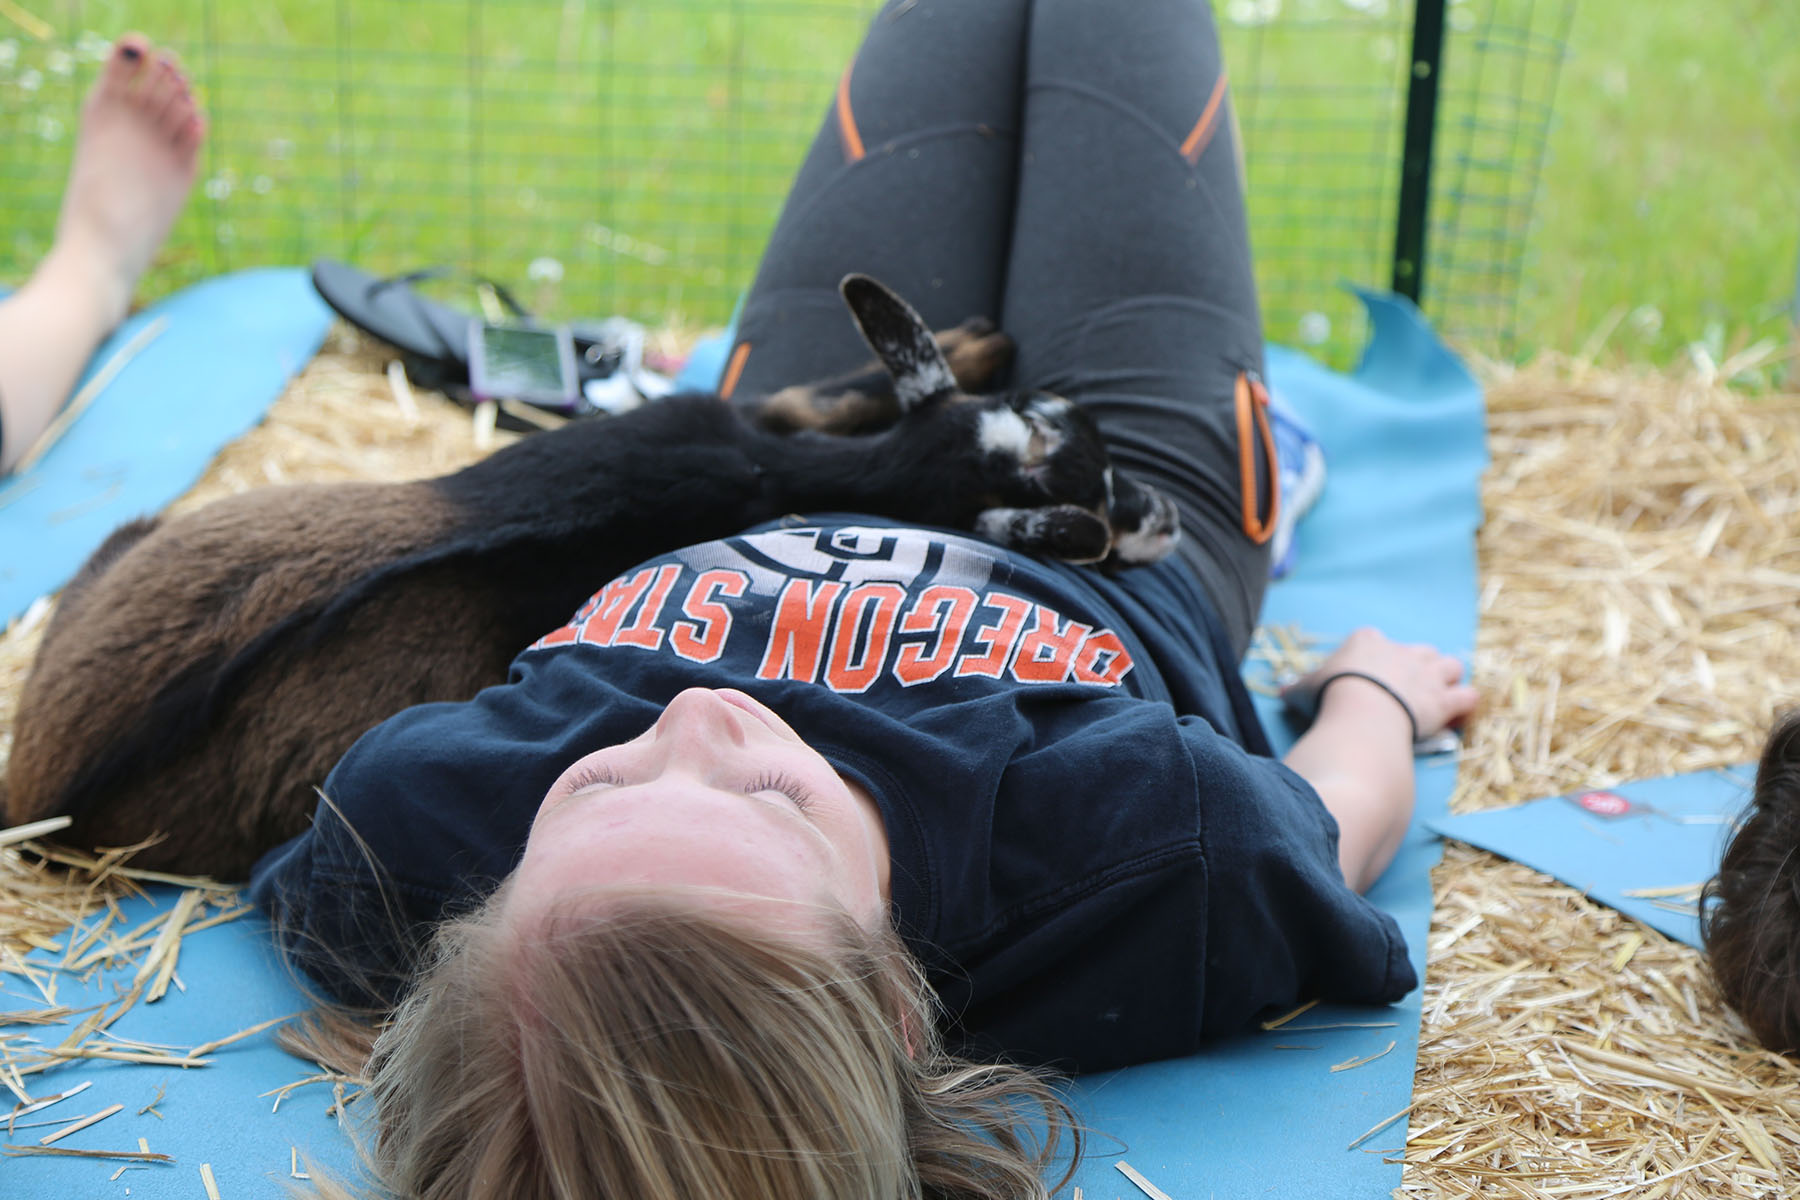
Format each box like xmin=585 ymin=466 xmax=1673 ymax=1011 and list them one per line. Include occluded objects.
xmin=0 ymin=0 xmax=1570 ymax=366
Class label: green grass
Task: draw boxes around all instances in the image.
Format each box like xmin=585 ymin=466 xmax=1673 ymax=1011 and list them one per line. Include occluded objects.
xmin=1523 ymin=0 xmax=1797 ymax=375
xmin=0 ymin=1 xmax=1794 ymax=375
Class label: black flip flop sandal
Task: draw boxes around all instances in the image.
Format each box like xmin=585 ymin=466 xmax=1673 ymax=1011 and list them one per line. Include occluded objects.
xmin=311 ymin=259 xmax=535 ymax=393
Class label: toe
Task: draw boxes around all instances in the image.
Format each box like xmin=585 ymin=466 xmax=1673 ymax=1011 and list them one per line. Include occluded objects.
xmin=173 ymin=112 xmax=206 ymax=160
xmin=96 ymin=33 xmax=153 ymax=97
xmin=157 ymin=47 xmax=196 ymax=93
xmin=140 ymin=56 xmax=181 ymax=117
xmin=115 ymin=34 xmax=154 ymax=69
xmin=157 ymin=78 xmax=200 ymax=140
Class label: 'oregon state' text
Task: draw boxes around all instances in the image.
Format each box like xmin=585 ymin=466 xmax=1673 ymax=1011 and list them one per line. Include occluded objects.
xmin=526 ymin=564 xmax=1134 ymax=692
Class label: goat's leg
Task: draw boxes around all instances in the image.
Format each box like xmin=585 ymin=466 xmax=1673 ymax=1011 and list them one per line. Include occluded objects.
xmin=742 ymin=316 xmax=1013 ymax=434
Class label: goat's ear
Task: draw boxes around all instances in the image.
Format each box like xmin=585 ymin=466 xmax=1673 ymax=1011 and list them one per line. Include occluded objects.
xmin=839 ymin=274 xmax=957 ymax=411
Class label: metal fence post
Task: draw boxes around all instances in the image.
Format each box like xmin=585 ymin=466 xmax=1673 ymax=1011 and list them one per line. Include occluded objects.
xmin=1392 ymin=0 xmax=1447 ymax=305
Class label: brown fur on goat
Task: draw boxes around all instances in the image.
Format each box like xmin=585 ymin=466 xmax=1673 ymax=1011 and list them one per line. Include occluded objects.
xmin=7 ymin=480 xmax=521 ymax=876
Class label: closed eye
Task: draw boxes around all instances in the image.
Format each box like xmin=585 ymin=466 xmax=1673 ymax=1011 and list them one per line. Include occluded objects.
xmin=559 ymin=763 xmax=623 ymax=796
xmin=745 ymin=772 xmax=815 ymax=813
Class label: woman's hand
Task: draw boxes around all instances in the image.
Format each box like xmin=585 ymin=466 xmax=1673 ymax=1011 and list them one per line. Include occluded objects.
xmin=1280 ymin=628 xmax=1479 ymax=892
xmin=1290 ymin=627 xmax=1479 ymax=741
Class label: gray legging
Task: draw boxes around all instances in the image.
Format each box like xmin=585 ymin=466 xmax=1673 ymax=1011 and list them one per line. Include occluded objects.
xmin=725 ymin=0 xmax=1272 ymax=658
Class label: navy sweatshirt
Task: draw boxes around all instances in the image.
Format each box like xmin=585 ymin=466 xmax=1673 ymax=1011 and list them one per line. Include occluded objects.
xmin=250 ymin=517 xmax=1414 ymax=1072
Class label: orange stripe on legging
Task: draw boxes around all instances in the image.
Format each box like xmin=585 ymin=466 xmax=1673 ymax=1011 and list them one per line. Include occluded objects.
xmin=718 ymin=342 xmax=752 ymax=399
xmin=1235 ymin=371 xmax=1279 ymax=544
xmin=1180 ymin=71 xmax=1229 ymax=165
xmin=836 ymin=61 xmax=865 ymax=162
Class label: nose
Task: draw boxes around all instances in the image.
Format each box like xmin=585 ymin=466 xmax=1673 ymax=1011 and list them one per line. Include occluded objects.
xmin=650 ymin=688 xmax=751 ymax=753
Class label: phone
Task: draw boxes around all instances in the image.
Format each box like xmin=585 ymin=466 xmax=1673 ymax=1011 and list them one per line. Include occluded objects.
xmin=467 ymin=320 xmax=580 ymax=410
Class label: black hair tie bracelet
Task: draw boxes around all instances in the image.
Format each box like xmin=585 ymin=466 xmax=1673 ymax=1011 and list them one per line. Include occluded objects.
xmin=1281 ymin=670 xmax=1419 ymax=743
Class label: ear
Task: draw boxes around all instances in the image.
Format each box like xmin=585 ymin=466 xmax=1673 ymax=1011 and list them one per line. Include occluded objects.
xmin=839 ymin=274 xmax=957 ymax=411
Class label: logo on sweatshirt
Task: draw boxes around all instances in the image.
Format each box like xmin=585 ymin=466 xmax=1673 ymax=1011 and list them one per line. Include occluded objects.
xmin=525 ymin=526 xmax=1133 ymax=690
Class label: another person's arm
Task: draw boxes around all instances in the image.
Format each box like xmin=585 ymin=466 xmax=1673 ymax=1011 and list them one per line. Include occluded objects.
xmin=1281 ymin=628 xmax=1478 ymax=891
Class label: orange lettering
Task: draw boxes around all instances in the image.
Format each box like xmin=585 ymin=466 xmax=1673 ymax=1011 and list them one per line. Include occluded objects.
xmin=532 ymin=624 xmax=579 ymax=649
xmin=582 ymin=570 xmax=656 ymax=646
xmin=757 ymin=579 xmax=845 ymax=682
xmin=1071 ymin=629 xmax=1134 ymax=687
xmin=1010 ymin=605 xmax=1092 ymax=683
xmin=670 ymin=569 xmax=749 ymax=663
xmin=613 ymin=564 xmax=682 ymax=650
xmin=955 ymin=593 xmax=1034 ymax=679
xmin=892 ymin=585 xmax=978 ymax=686
xmin=825 ymin=583 xmax=905 ymax=693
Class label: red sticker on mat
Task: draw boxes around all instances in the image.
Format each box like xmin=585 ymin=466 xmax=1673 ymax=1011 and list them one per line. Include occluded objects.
xmin=1571 ymin=790 xmax=1633 ymax=818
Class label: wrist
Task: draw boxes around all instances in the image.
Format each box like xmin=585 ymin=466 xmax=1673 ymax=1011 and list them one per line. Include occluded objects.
xmin=1315 ymin=672 xmax=1417 ymax=743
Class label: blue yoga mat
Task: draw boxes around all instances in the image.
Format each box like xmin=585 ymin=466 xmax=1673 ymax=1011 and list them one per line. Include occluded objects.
xmin=0 ymin=268 xmax=334 ymax=628
xmin=1429 ymin=768 xmax=1752 ymax=950
xmin=6 ymin=910 xmax=369 ymax=1194
xmin=9 ymin=290 xmax=1486 ymax=1197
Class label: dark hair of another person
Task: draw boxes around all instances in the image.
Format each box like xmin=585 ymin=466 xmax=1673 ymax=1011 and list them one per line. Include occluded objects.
xmin=1703 ymin=709 xmax=1800 ymax=1052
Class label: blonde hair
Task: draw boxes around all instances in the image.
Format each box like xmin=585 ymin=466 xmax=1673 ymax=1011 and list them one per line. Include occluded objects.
xmin=283 ymin=887 xmax=1079 ymax=1199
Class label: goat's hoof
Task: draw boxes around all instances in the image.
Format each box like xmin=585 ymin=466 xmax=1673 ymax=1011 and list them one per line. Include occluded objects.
xmin=1106 ymin=482 xmax=1181 ymax=566
xmin=975 ymin=504 xmax=1113 ymax=564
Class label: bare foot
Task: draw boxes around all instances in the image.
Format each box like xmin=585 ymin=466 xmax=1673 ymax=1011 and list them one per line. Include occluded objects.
xmin=51 ymin=33 xmax=204 ymax=328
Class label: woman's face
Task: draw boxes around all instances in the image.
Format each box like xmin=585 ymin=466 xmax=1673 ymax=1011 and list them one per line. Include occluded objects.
xmin=505 ymin=688 xmax=891 ymax=937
